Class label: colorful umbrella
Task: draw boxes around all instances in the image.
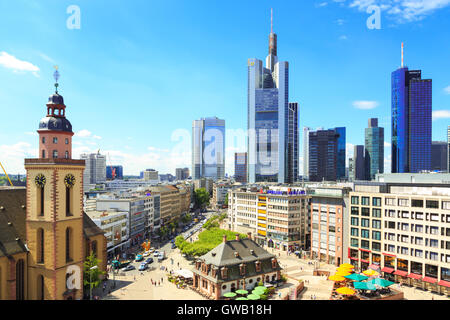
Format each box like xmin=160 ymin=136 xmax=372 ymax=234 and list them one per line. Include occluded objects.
xmin=235 ymin=297 xmax=248 ymax=300
xmin=235 ymin=289 xmax=248 ymax=295
xmin=363 ymin=269 xmax=379 ymax=277
xmin=337 ymin=267 xmax=353 ymax=273
xmin=340 ymin=263 xmax=355 ymax=269
xmin=252 ymin=288 xmax=265 ymax=295
xmin=368 ymin=278 xmax=394 ymax=287
xmin=328 ymin=275 xmax=346 ymax=282
xmin=336 ymin=287 xmax=356 ymax=295
xmin=247 ymin=294 xmax=260 ymax=300
xmin=255 ymin=286 xmax=266 ymax=291
xmin=223 ymin=292 xmax=237 ymax=298
xmin=335 ymin=271 xmax=351 ymax=277
xmin=353 ymin=281 xmax=377 ymax=291
xmin=344 ymin=273 xmax=369 ymax=281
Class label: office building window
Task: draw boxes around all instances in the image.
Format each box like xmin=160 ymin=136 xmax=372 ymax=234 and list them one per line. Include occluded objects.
xmin=351 ymin=207 xmax=359 ymax=215
xmin=351 ymin=196 xmax=359 ymax=205
xmin=372 ymin=208 xmax=381 ymax=218
xmin=361 ymin=208 xmax=370 ymax=216
xmin=361 ymin=229 xmax=370 ymax=239
xmin=53 ymin=137 xmax=58 ymax=144
xmin=372 ymin=231 xmax=381 ymax=240
xmin=361 ymin=197 xmax=370 ymax=206
xmin=372 ymin=197 xmax=381 ymax=207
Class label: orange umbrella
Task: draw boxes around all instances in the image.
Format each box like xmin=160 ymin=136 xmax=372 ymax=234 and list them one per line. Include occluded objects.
xmin=336 ymin=287 xmax=356 ymax=295
xmin=328 ymin=275 xmax=346 ymax=282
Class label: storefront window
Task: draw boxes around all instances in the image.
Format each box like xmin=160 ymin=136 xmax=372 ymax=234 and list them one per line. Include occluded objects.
xmin=397 ymin=259 xmax=408 ymax=271
xmin=372 ymin=253 xmax=381 ymax=264
xmin=411 ymin=261 xmax=423 ymax=275
xmin=384 ymin=255 xmax=395 ymax=268
xmin=425 ymin=264 xmax=438 ymax=278
xmin=441 ymin=268 xmax=450 ymax=282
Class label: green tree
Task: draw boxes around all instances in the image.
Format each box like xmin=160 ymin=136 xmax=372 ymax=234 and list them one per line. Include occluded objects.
xmin=83 ymin=252 xmax=105 ymax=293
xmin=224 ymin=193 xmax=229 ymax=206
xmin=194 ymin=188 xmax=210 ymax=209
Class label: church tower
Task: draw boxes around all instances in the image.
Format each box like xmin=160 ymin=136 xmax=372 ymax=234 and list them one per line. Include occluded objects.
xmin=25 ymin=68 xmax=86 ymax=300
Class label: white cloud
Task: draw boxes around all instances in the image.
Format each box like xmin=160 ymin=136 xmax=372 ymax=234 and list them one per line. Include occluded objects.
xmin=336 ymin=19 xmax=346 ymax=25
xmin=339 ymin=35 xmax=348 ymax=40
xmin=432 ymin=110 xmax=450 ymax=120
xmin=93 ymin=135 xmax=102 ymax=140
xmin=316 ymin=2 xmax=329 ymax=7
xmin=352 ymin=100 xmax=379 ymax=109
xmin=384 ymin=141 xmax=391 ymax=147
xmin=347 ymin=0 xmax=450 ymax=22
xmin=0 ymin=51 xmax=39 ymax=76
xmin=75 ymin=129 xmax=92 ymax=137
xmin=444 ymin=86 xmax=450 ymax=95
xmin=24 ymin=131 xmax=38 ymax=136
xmin=38 ymin=53 xmax=56 ymax=64
xmin=0 ymin=142 xmax=37 ymax=174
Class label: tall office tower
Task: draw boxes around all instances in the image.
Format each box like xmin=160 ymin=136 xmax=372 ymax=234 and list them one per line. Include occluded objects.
xmin=247 ymin=9 xmax=290 ymax=183
xmin=448 ymin=126 xmax=450 ymax=172
xmin=353 ymin=145 xmax=366 ymax=180
xmin=234 ymin=152 xmax=247 ymax=183
xmin=391 ymin=44 xmax=432 ymax=173
xmin=308 ymin=129 xmax=339 ymax=182
xmin=287 ymin=102 xmax=299 ymax=183
xmin=80 ymin=151 xmax=106 ymax=185
xmin=303 ymin=127 xmax=312 ymax=179
xmin=335 ymin=127 xmax=346 ymax=180
xmin=365 ymin=118 xmax=384 ymax=180
xmin=192 ymin=117 xmax=225 ymax=180
xmin=431 ymin=141 xmax=448 ymax=172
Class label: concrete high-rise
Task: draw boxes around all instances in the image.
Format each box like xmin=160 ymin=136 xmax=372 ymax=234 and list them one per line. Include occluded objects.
xmin=80 ymin=151 xmax=106 ymax=186
xmin=247 ymin=9 xmax=291 ymax=183
xmin=391 ymin=49 xmax=432 ymax=173
xmin=352 ymin=145 xmax=366 ymax=181
xmin=365 ymin=118 xmax=384 ymax=180
xmin=192 ymin=117 xmax=225 ymax=180
xmin=175 ymin=167 xmax=190 ymax=180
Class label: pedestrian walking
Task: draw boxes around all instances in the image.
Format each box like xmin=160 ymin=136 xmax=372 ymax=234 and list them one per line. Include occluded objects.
xmin=158 ymin=281 xmax=160 ymax=286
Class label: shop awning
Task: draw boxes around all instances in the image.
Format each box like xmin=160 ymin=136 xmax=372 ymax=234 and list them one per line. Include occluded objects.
xmin=422 ymin=276 xmax=437 ymax=284
xmin=393 ymin=270 xmax=408 ymax=277
xmin=369 ymin=264 xmax=380 ymax=270
xmin=349 ymin=257 xmax=359 ymax=261
xmin=381 ymin=267 xmax=394 ymax=274
xmin=407 ymin=273 xmax=422 ymax=280
xmin=438 ymin=280 xmax=450 ymax=288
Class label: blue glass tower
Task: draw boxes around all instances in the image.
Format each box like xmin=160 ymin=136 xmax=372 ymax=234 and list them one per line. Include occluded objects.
xmin=334 ymin=127 xmax=346 ymax=180
xmin=391 ymin=67 xmax=432 ymax=173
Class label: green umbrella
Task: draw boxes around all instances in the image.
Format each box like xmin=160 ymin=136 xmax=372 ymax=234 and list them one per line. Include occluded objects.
xmin=223 ymin=292 xmax=237 ymax=298
xmin=247 ymin=294 xmax=260 ymax=300
xmin=344 ymin=273 xmax=369 ymax=282
xmin=353 ymin=281 xmax=377 ymax=291
xmin=255 ymin=285 xmax=267 ymax=290
xmin=235 ymin=297 xmax=248 ymax=300
xmin=235 ymin=289 xmax=248 ymax=295
xmin=368 ymin=278 xmax=395 ymax=288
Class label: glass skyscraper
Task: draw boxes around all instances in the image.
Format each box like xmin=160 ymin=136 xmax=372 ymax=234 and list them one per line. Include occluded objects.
xmin=334 ymin=127 xmax=346 ymax=180
xmin=391 ymin=67 xmax=432 ymax=173
xmin=192 ymin=117 xmax=225 ymax=180
xmin=365 ymin=118 xmax=384 ymax=179
xmin=247 ymin=11 xmax=294 ymax=183
xmin=448 ymin=126 xmax=450 ymax=172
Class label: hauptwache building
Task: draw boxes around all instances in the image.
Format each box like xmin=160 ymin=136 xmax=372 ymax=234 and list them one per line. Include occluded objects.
xmin=0 ymin=75 xmax=107 ymax=300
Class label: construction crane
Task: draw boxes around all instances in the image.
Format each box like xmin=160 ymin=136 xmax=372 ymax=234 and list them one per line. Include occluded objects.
xmin=0 ymin=161 xmax=13 ymax=186
xmin=107 ymin=153 xmax=116 ymax=180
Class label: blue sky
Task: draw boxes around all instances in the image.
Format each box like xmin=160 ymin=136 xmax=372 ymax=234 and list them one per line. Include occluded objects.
xmin=0 ymin=0 xmax=449 ymax=175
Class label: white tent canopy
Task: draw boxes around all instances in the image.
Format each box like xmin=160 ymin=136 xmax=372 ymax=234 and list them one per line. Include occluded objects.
xmin=174 ymin=269 xmax=194 ymax=278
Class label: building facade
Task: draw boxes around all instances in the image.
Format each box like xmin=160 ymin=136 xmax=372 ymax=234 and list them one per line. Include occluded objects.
xmin=391 ymin=67 xmax=432 ymax=173
xmin=287 ymin=102 xmax=299 ymax=183
xmin=106 ymin=165 xmax=123 ymax=180
xmin=192 ymin=117 xmax=225 ymax=180
xmin=80 ymin=152 xmax=106 ymax=187
xmin=175 ymin=168 xmax=190 ymax=181
xmin=431 ymin=141 xmax=448 ymax=172
xmin=302 ymin=127 xmax=311 ymax=180
xmin=365 ymin=118 xmax=384 ymax=179
xmin=350 ymin=145 xmax=366 ymax=181
xmin=228 ymin=186 xmax=310 ymax=251
xmin=234 ymin=152 xmax=247 ymax=183
xmin=348 ymin=181 xmax=450 ymax=295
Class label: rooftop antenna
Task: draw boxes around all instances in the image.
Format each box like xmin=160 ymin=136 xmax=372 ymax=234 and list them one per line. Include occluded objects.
xmin=271 ymin=8 xmax=273 ymax=33
xmin=53 ymin=65 xmax=60 ymax=93
xmin=401 ymin=42 xmax=404 ymax=68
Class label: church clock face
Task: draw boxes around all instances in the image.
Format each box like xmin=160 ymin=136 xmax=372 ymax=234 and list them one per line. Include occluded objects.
xmin=35 ymin=174 xmax=46 ymax=188
xmin=64 ymin=174 xmax=75 ymax=188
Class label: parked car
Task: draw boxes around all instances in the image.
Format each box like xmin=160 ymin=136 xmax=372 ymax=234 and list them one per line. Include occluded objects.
xmin=135 ymin=254 xmax=143 ymax=262
xmin=145 ymin=257 xmax=154 ymax=264
xmin=121 ymin=265 xmax=135 ymax=272
xmin=138 ymin=263 xmax=148 ymax=271
xmin=143 ymin=251 xmax=151 ymax=257
xmin=149 ymin=248 xmax=155 ymax=253
xmin=153 ymin=250 xmax=160 ymax=257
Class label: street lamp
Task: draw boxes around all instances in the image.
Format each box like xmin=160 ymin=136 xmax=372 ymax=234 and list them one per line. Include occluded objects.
xmin=90 ymin=265 xmax=98 ymax=300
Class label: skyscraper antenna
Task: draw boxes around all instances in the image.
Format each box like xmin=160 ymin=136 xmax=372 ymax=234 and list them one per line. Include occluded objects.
xmin=401 ymin=42 xmax=404 ymax=68
xmin=271 ymin=8 xmax=273 ymax=33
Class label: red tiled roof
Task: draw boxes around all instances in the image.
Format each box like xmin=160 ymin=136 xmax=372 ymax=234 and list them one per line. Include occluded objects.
xmin=393 ymin=270 xmax=408 ymax=277
xmin=407 ymin=273 xmax=422 ymax=280
xmin=381 ymin=267 xmax=394 ymax=274
xmin=422 ymin=276 xmax=437 ymax=284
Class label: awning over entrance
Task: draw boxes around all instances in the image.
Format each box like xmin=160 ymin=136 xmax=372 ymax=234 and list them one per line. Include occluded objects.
xmin=438 ymin=280 xmax=450 ymax=288
xmin=381 ymin=267 xmax=394 ymax=274
xmin=393 ymin=270 xmax=408 ymax=277
xmin=407 ymin=273 xmax=422 ymax=280
xmin=422 ymin=276 xmax=437 ymax=284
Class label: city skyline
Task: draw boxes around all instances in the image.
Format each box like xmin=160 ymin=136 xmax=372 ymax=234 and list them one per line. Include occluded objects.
xmin=1 ymin=1 xmax=450 ymax=176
